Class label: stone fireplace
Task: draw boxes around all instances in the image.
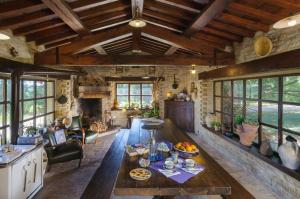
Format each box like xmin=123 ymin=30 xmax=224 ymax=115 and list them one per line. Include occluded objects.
xmin=79 ymin=98 xmax=102 ymax=126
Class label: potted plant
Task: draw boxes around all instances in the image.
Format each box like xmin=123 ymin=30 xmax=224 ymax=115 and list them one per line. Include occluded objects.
xmin=234 ymin=115 xmax=244 ymax=130
xmin=214 ymin=121 xmax=221 ymax=131
xmin=25 ymin=126 xmax=38 ymax=137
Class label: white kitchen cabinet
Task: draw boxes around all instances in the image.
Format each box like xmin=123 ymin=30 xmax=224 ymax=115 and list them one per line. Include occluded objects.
xmin=0 ymin=145 xmax=43 ymax=199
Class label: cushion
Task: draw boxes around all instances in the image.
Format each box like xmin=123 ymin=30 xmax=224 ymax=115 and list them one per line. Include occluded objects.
xmin=54 ymin=129 xmax=67 ymax=144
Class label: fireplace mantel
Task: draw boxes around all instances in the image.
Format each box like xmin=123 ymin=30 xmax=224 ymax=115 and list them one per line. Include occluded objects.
xmin=78 ymin=86 xmax=110 ymax=98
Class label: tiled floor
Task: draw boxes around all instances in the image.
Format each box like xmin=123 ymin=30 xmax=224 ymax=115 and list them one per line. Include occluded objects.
xmin=37 ymin=132 xmax=117 ymax=199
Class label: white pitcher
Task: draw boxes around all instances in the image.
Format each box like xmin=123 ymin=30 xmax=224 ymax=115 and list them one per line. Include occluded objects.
xmin=278 ymin=136 xmax=300 ymax=170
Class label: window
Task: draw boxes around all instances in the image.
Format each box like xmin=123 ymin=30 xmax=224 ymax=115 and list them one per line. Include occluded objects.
xmin=20 ymin=80 xmax=55 ymax=132
xmin=0 ymin=78 xmax=11 ymax=144
xmin=116 ymin=83 xmax=153 ymax=108
xmin=214 ymin=75 xmax=300 ymax=151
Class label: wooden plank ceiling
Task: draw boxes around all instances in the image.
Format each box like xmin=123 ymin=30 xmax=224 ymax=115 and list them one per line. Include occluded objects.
xmin=0 ymin=0 xmax=299 ymax=66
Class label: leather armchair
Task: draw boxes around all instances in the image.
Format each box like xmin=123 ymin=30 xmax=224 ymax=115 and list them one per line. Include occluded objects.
xmin=67 ymin=116 xmax=98 ymax=144
xmin=44 ymin=131 xmax=83 ymax=171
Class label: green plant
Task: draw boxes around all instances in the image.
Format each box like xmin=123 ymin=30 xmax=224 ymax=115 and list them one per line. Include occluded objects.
xmin=25 ymin=126 xmax=38 ymax=136
xmin=234 ymin=115 xmax=244 ymax=125
xmin=214 ymin=121 xmax=221 ymax=127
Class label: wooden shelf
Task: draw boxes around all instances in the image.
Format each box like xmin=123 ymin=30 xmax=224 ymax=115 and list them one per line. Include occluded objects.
xmin=202 ymin=125 xmax=300 ymax=181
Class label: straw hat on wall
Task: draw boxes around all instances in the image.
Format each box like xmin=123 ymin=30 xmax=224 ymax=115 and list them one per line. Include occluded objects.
xmin=253 ymin=36 xmax=273 ymax=57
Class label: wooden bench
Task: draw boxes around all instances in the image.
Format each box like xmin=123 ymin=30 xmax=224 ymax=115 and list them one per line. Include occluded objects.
xmin=81 ymin=130 xmax=129 ymax=199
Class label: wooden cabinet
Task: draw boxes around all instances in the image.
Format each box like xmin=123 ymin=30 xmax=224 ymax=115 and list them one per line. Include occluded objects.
xmin=0 ymin=146 xmax=43 ymax=199
xmin=164 ymin=100 xmax=194 ymax=132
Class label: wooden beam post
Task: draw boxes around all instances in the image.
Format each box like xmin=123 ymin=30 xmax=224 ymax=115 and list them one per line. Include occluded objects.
xmin=10 ymin=70 xmax=21 ymax=144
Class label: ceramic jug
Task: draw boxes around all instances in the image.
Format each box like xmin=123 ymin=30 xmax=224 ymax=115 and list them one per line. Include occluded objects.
xmin=278 ymin=136 xmax=300 ymax=170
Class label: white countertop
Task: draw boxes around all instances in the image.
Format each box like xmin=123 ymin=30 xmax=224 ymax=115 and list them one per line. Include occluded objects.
xmin=0 ymin=145 xmax=36 ymax=165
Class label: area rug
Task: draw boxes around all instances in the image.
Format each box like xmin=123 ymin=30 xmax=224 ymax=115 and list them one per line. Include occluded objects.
xmin=37 ymin=130 xmax=119 ymax=199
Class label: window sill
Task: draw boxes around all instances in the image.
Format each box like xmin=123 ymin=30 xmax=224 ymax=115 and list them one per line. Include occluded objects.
xmin=202 ymin=125 xmax=300 ymax=181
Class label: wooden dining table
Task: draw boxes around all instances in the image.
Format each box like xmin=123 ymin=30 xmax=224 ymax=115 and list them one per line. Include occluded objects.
xmin=114 ymin=119 xmax=233 ymax=198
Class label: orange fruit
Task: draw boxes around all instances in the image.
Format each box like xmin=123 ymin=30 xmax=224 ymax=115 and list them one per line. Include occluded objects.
xmin=186 ymin=146 xmax=193 ymax=152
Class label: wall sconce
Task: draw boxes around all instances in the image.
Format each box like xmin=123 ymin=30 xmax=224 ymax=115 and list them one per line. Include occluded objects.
xmin=167 ymin=92 xmax=172 ymax=99
xmin=190 ymin=82 xmax=198 ymax=95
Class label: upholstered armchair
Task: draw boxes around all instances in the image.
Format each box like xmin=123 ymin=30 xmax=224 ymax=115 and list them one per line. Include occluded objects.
xmin=44 ymin=129 xmax=83 ymax=171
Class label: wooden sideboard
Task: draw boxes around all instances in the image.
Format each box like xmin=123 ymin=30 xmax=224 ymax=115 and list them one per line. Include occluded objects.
xmin=164 ymin=100 xmax=194 ymax=132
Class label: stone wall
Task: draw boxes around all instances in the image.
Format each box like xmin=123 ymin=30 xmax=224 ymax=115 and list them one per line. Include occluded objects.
xmin=235 ymin=25 xmax=300 ymax=63
xmin=197 ymin=126 xmax=300 ymax=199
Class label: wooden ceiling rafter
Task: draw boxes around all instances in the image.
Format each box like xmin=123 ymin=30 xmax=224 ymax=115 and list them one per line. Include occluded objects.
xmin=143 ymin=16 xmax=183 ymax=32
xmin=155 ymin=0 xmax=204 ymax=13
xmin=184 ymin=0 xmax=231 ymax=37
xmin=35 ymin=31 xmax=78 ymax=46
xmin=41 ymin=0 xmax=90 ymax=35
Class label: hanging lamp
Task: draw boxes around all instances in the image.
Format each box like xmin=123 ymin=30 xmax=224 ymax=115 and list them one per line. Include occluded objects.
xmin=129 ymin=7 xmax=146 ymax=28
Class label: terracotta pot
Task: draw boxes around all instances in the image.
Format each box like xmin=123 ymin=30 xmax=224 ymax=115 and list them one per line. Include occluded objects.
xmin=236 ymin=123 xmax=259 ymax=146
xmin=278 ymin=136 xmax=300 ymax=170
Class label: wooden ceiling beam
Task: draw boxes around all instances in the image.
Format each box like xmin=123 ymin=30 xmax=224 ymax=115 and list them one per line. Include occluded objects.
xmin=94 ymin=46 xmax=107 ymax=55
xmin=82 ymin=10 xmax=129 ymax=26
xmin=193 ymin=32 xmax=232 ymax=46
xmin=143 ymin=9 xmax=187 ymax=27
xmin=143 ymin=16 xmax=183 ymax=32
xmin=35 ymin=53 xmax=234 ymax=66
xmin=41 ymin=0 xmax=90 ymax=35
xmin=227 ymin=2 xmax=284 ymax=22
xmin=26 ymin=25 xmax=72 ymax=42
xmin=13 ymin=19 xmax=65 ymax=36
xmin=198 ymin=48 xmax=300 ymax=79
xmin=44 ymin=38 xmax=75 ymax=50
xmin=39 ymin=24 xmax=132 ymax=55
xmin=69 ymin=0 xmax=118 ymax=12
xmin=220 ymin=13 xmax=270 ymax=32
xmin=165 ymin=46 xmax=178 ymax=55
xmin=88 ymin=17 xmax=131 ymax=32
xmin=201 ymin=27 xmax=242 ymax=41
xmin=132 ymin=30 xmax=141 ymax=51
xmin=262 ymin=0 xmax=300 ymax=11
xmin=0 ymin=0 xmax=47 ymax=20
xmin=35 ymin=31 xmax=78 ymax=45
xmin=142 ymin=23 xmax=214 ymax=54
xmin=104 ymin=41 xmax=133 ymax=50
xmin=155 ymin=0 xmax=204 ymax=13
xmin=208 ymin=20 xmax=253 ymax=37
xmin=184 ymin=0 xmax=231 ymax=36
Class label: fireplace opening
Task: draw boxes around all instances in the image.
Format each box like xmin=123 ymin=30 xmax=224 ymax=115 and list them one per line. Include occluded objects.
xmin=79 ymin=98 xmax=102 ymax=126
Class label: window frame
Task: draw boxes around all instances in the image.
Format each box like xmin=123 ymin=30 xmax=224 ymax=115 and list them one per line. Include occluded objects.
xmin=0 ymin=77 xmax=11 ymax=144
xmin=19 ymin=79 xmax=55 ymax=131
xmin=116 ymin=83 xmax=153 ymax=109
xmin=213 ymin=74 xmax=300 ymax=148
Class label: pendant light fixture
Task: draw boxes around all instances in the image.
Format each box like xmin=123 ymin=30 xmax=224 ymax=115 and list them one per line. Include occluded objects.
xmin=190 ymin=64 xmax=196 ymax=74
xmin=129 ymin=7 xmax=146 ymax=28
xmin=0 ymin=33 xmax=10 ymax=40
xmin=273 ymin=14 xmax=300 ymax=29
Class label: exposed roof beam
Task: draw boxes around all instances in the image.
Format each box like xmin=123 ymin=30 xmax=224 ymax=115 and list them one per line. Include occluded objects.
xmin=165 ymin=46 xmax=178 ymax=55
xmin=184 ymin=0 xmax=231 ymax=36
xmin=41 ymin=0 xmax=90 ymax=35
xmin=35 ymin=54 xmax=234 ymax=66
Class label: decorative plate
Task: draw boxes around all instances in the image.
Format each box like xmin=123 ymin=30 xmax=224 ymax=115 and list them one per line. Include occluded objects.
xmin=173 ymin=146 xmax=199 ymax=154
xmin=130 ymin=168 xmax=152 ymax=181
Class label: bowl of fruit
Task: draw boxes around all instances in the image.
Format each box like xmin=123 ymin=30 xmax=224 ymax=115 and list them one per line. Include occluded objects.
xmin=174 ymin=142 xmax=199 ymax=154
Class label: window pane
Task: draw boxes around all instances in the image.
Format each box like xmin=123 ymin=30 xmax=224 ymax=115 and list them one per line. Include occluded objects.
xmin=22 ymin=120 xmax=34 ymax=133
xmin=47 ymin=81 xmax=54 ymax=97
xmin=222 ymin=98 xmax=232 ymax=114
xmin=262 ymin=125 xmax=278 ymax=151
xmin=215 ymin=97 xmax=221 ymax=111
xmin=283 ymin=104 xmax=300 ymax=132
xmin=36 ymin=81 xmax=45 ymax=98
xmin=246 ymin=79 xmax=258 ymax=99
xmin=6 ymin=80 xmax=11 ymax=102
xmin=36 ymin=116 xmax=45 ymax=128
xmin=283 ymin=76 xmax=300 ymax=103
xmin=117 ymin=96 xmax=128 ymax=108
xmin=215 ymin=82 xmax=221 ymax=96
xmin=283 ymin=132 xmax=300 ymax=146
xmin=23 ymin=100 xmax=34 ymax=119
xmin=6 ymin=104 xmax=10 ymax=125
xmin=0 ymin=79 xmax=3 ymax=102
xmin=142 ymin=96 xmax=152 ymax=108
xmin=142 ymin=84 xmax=152 ymax=95
xmin=47 ymin=98 xmax=54 ymax=113
xmin=23 ymin=80 xmax=34 ymax=99
xmin=233 ymin=80 xmax=243 ymax=98
xmin=246 ymin=101 xmax=258 ymax=122
xmin=262 ymin=77 xmax=278 ymax=101
xmin=262 ymin=102 xmax=278 ymax=126
xmin=130 ymin=84 xmax=141 ymax=95
xmin=46 ymin=114 xmax=54 ymax=125
xmin=117 ymin=84 xmax=128 ymax=95
xmin=0 ymin=104 xmax=3 ymax=127
xmin=6 ymin=127 xmax=11 ymax=144
xmin=223 ymin=114 xmax=232 ymax=131
xmin=130 ymin=96 xmax=141 ymax=108
xmin=233 ymin=99 xmax=243 ymax=117
xmin=216 ymin=112 xmax=221 ymax=121
xmin=36 ymin=99 xmax=45 ymax=116
xmin=223 ymin=81 xmax=231 ymax=97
